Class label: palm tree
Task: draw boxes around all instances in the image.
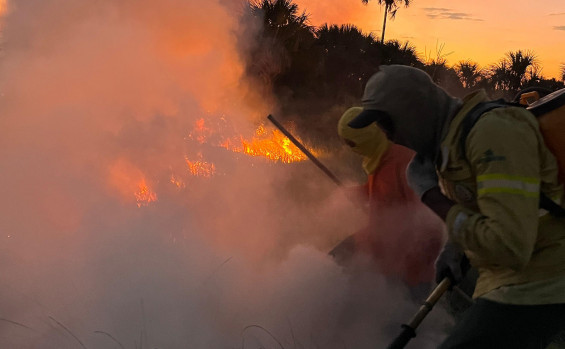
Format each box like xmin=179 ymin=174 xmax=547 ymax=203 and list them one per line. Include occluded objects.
xmin=250 ymin=0 xmax=312 ymax=51
xmin=244 ymin=0 xmax=315 ymax=85
xmin=375 ymin=39 xmax=421 ymax=67
xmin=489 ymin=60 xmax=512 ymax=94
xmin=361 ymin=0 xmax=411 ymax=43
xmin=455 ymin=60 xmax=483 ymax=90
xmin=506 ymin=50 xmax=538 ymax=91
xmin=561 ymin=63 xmax=565 ymax=81
xmin=488 ymin=50 xmax=538 ymax=98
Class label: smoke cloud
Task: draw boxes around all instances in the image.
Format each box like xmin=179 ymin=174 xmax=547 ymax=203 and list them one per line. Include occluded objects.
xmin=0 ymin=0 xmax=450 ymax=347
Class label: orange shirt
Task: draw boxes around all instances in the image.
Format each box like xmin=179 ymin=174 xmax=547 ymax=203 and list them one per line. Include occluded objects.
xmin=355 ymin=144 xmax=444 ymax=285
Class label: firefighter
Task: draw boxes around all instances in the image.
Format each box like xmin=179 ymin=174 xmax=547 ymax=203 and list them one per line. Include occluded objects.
xmin=330 ymin=106 xmax=443 ymax=290
xmin=348 ymin=64 xmax=565 ymax=348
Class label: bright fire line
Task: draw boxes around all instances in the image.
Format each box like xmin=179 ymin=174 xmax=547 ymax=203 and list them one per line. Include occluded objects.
xmin=222 ymin=125 xmax=316 ymax=164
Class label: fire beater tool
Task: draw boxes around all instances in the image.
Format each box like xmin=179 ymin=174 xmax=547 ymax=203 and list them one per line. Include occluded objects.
xmin=267 ymin=114 xmax=370 ymax=213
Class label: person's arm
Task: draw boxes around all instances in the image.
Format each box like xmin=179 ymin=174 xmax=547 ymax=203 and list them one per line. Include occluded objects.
xmin=421 ymin=187 xmax=455 ymax=221
xmin=446 ymin=109 xmax=541 ymax=270
xmin=405 ymin=153 xmax=466 ymax=284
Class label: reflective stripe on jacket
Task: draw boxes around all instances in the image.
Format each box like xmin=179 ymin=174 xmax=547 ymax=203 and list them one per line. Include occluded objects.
xmin=439 ymin=90 xmax=565 ymax=299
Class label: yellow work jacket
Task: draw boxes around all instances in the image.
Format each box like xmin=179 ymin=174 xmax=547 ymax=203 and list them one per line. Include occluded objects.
xmin=438 ymin=90 xmax=565 ymax=298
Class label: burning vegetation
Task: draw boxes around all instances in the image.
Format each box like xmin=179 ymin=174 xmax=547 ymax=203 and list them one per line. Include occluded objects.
xmin=109 ymin=116 xmax=320 ymax=206
xmin=190 ymin=117 xmax=317 ymax=164
xmin=135 ymin=179 xmax=158 ymax=207
xmin=0 ymin=1 xmax=449 ymax=348
xmin=185 ymin=154 xmax=216 ymax=177
xmin=220 ymin=124 xmax=316 ymax=163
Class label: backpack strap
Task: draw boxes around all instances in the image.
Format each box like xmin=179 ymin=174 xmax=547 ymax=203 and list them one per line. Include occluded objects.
xmin=459 ymin=99 xmax=508 ymax=154
xmin=459 ymin=100 xmax=565 ymax=218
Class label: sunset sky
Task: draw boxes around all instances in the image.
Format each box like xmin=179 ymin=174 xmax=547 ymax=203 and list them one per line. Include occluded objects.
xmin=294 ymin=0 xmax=565 ymax=79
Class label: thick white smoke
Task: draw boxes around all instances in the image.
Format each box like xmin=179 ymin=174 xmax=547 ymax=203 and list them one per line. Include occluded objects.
xmin=0 ymin=0 xmax=450 ymax=348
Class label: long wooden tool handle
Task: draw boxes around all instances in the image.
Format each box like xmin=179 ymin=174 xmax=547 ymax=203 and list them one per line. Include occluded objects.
xmin=386 ymin=278 xmax=452 ymax=349
xmin=267 ymin=114 xmax=343 ymax=186
xmin=407 ymin=277 xmax=451 ymax=328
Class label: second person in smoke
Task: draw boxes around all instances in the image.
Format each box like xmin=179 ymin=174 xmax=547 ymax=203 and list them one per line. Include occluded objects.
xmin=330 ymin=106 xmax=443 ymax=288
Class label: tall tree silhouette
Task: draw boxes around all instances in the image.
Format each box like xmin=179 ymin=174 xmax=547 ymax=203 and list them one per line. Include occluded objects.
xmin=455 ymin=60 xmax=484 ymax=90
xmin=361 ymin=0 xmax=411 ymax=43
xmin=376 ymin=40 xmax=421 ymax=66
xmin=244 ymin=0 xmax=315 ymax=87
xmin=489 ymin=50 xmax=538 ymax=98
xmin=506 ymin=50 xmax=538 ymax=91
xmin=316 ymin=24 xmax=377 ymax=100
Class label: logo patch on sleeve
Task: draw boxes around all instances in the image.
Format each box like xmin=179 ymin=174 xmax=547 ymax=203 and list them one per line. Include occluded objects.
xmin=478 ymin=149 xmax=506 ymax=164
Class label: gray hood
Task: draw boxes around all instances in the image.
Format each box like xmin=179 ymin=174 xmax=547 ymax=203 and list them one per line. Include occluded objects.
xmin=352 ymin=65 xmax=462 ymax=158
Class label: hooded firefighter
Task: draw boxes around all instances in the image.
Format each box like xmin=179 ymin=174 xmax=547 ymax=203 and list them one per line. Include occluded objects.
xmin=331 ymin=106 xmax=444 ymax=288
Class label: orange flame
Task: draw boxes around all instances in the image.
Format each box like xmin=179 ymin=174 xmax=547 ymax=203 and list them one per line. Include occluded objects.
xmin=135 ymin=179 xmax=158 ymax=207
xmin=222 ymin=125 xmax=317 ymax=164
xmin=108 ymin=119 xmax=320 ymax=205
xmin=185 ymin=155 xmax=216 ymax=177
xmin=189 ymin=118 xmax=213 ymax=144
xmin=109 ymin=159 xmax=158 ymax=206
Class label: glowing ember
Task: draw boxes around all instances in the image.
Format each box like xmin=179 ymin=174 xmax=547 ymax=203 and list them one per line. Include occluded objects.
xmin=135 ymin=179 xmax=158 ymax=207
xmin=170 ymin=174 xmax=186 ymax=188
xmin=189 ymin=118 xmax=214 ymax=144
xmin=185 ymin=155 xmax=216 ymax=177
xmin=109 ymin=160 xmax=158 ymax=207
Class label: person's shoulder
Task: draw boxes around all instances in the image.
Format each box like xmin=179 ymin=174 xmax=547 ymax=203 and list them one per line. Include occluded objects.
xmin=388 ymin=143 xmax=415 ymax=160
xmin=373 ymin=144 xmax=413 ymax=175
xmin=467 ymin=105 xmax=540 ymax=155
xmin=482 ymin=104 xmax=535 ymax=123
xmin=474 ymin=105 xmax=538 ymax=134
